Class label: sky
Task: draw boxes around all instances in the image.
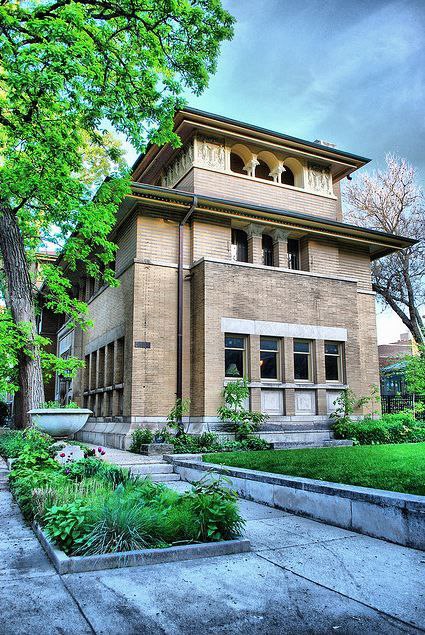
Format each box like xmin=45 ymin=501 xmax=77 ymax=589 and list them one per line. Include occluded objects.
xmin=126 ymin=0 xmax=425 ymax=344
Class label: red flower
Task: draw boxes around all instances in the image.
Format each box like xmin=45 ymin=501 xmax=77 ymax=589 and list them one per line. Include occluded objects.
xmin=101 ymin=450 xmax=106 ymax=455
xmin=98 ymin=447 xmax=102 ymax=452
xmin=60 ymin=453 xmax=65 ymax=457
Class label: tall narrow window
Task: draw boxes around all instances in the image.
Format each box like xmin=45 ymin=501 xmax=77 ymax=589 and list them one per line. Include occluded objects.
xmin=260 ymin=338 xmax=279 ymax=379
xmin=294 ymin=340 xmax=312 ymax=381
xmin=287 ymin=239 xmax=300 ymax=270
xmin=262 ymin=234 xmax=273 ymax=266
xmin=325 ymin=342 xmax=343 ymax=382
xmin=225 ymin=335 xmax=246 ymax=378
xmin=231 ymin=229 xmax=248 ymax=263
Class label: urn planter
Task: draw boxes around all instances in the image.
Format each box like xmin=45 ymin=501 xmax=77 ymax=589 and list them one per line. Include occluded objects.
xmin=28 ymin=408 xmax=92 ymax=438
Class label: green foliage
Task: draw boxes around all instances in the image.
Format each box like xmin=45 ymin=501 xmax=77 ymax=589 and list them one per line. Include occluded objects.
xmin=129 ymin=427 xmax=154 ymax=452
xmin=166 ymin=398 xmax=191 ymax=434
xmin=182 ymin=474 xmax=244 ymax=542
xmin=40 ymin=401 xmax=79 ymax=409
xmin=217 ymin=379 xmax=267 ymax=440
xmin=333 ymin=412 xmax=425 ymax=445
xmin=405 ymin=348 xmax=425 ymax=395
xmin=44 ymin=501 xmax=91 ymax=552
xmin=0 ymin=427 xmax=55 ymax=460
xmin=329 ymin=386 xmax=380 ymax=426
xmin=0 ymin=0 xmax=234 ymax=390
xmin=62 ymin=457 xmax=133 ymax=487
xmin=0 ymin=400 xmax=8 ymax=424
xmin=159 ymin=430 xmax=270 ymax=454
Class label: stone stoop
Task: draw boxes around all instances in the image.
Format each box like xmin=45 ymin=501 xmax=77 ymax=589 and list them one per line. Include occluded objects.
xmin=257 ymin=426 xmax=353 ymax=449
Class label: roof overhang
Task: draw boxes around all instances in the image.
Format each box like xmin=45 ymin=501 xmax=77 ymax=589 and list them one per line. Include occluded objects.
xmin=132 ymin=107 xmax=371 ymax=185
xmin=123 ymin=183 xmax=416 ymax=261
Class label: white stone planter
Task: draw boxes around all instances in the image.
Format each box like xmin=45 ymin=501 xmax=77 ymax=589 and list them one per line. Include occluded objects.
xmin=28 ymin=409 xmax=92 ymax=438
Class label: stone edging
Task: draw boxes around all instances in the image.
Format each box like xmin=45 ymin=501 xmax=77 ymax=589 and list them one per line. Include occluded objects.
xmin=34 ymin=523 xmax=251 ymax=575
xmin=170 ymin=459 xmax=425 ymax=551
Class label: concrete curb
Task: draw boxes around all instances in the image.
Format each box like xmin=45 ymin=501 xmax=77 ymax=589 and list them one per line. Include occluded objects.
xmin=33 ymin=523 xmax=251 ymax=574
xmin=171 ymin=459 xmax=425 ymax=551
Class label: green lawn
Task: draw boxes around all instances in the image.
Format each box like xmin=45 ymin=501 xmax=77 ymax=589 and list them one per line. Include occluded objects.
xmin=204 ymin=443 xmax=425 ymax=496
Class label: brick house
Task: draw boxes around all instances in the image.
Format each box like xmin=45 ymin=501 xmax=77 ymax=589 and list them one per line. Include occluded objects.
xmin=46 ymin=108 xmax=414 ymax=449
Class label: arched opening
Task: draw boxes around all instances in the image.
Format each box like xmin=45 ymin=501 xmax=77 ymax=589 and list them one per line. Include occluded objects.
xmin=281 ymin=166 xmax=295 ymax=186
xmin=255 ymin=159 xmax=274 ymax=181
xmin=230 ymin=152 xmax=246 ymax=175
xmin=231 ymin=229 xmax=248 ymax=262
xmin=262 ymin=234 xmax=274 ymax=266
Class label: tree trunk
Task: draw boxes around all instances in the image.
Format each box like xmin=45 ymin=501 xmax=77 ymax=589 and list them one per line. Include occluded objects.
xmin=0 ymin=202 xmax=45 ymax=426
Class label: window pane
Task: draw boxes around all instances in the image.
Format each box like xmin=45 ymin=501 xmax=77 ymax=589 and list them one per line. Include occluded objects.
xmin=260 ymin=338 xmax=278 ymax=351
xmin=260 ymin=351 xmax=277 ymax=379
xmin=294 ymin=340 xmax=310 ymax=353
xmin=325 ymin=342 xmax=339 ymax=355
xmin=231 ymin=229 xmax=248 ymax=263
xmin=262 ymin=234 xmax=273 ymax=266
xmin=225 ymin=350 xmax=244 ymax=377
xmin=287 ymin=239 xmax=299 ymax=270
xmin=294 ymin=353 xmax=309 ymax=380
xmin=325 ymin=355 xmax=339 ymax=381
xmin=225 ymin=336 xmax=245 ymax=349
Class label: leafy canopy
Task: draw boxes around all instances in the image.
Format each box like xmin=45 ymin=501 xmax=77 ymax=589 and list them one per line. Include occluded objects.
xmin=0 ymin=0 xmax=234 ymax=390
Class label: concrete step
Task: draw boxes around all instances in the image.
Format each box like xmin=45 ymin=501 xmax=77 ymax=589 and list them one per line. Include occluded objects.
xmin=149 ymin=473 xmax=180 ymax=482
xmin=130 ymin=463 xmax=173 ymax=475
xmin=258 ymin=430 xmax=333 ymax=444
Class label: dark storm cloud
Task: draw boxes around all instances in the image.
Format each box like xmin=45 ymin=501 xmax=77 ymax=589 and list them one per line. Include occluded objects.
xmin=188 ymin=0 xmax=425 ymax=183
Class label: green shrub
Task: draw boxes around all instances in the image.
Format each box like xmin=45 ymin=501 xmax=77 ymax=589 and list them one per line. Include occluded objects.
xmin=62 ymin=458 xmax=133 ymax=487
xmin=333 ymin=412 xmax=425 ymax=445
xmin=129 ymin=427 xmax=154 ymax=452
xmin=217 ymin=379 xmax=267 ymax=440
xmin=44 ymin=500 xmax=91 ymax=553
xmin=0 ymin=427 xmax=54 ymax=460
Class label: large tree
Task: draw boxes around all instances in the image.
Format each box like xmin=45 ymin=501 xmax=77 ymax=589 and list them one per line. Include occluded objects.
xmin=0 ymin=0 xmax=234 ymax=422
xmin=344 ymin=154 xmax=425 ymax=345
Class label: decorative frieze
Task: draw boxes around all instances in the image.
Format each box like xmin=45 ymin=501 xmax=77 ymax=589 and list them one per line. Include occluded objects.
xmin=196 ymin=135 xmax=226 ymax=171
xmin=307 ymin=162 xmax=333 ymax=196
xmin=162 ymin=142 xmax=194 ymax=188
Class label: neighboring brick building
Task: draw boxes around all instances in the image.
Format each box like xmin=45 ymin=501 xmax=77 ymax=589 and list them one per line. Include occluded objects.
xmin=45 ymin=109 xmax=415 ymax=448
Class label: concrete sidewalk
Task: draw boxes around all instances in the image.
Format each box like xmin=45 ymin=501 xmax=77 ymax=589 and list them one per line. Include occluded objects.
xmin=1 ymin=462 xmax=424 ymax=634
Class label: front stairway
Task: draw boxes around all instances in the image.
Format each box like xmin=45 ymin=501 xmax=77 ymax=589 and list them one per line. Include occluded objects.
xmin=83 ymin=444 xmax=180 ymax=482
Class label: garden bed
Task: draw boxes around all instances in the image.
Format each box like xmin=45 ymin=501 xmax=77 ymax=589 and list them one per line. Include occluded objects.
xmin=0 ymin=429 xmax=248 ymax=566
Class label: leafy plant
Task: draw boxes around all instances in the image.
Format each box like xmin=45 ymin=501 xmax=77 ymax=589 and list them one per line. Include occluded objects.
xmin=217 ymin=379 xmax=267 ymax=440
xmin=44 ymin=501 xmax=91 ymax=553
xmin=333 ymin=412 xmax=425 ymax=445
xmin=129 ymin=428 xmax=154 ymax=452
xmin=165 ymin=398 xmax=191 ymax=436
xmin=183 ymin=473 xmax=244 ymax=542
xmin=329 ymin=385 xmax=380 ymax=426
xmin=39 ymin=401 xmax=79 ymax=409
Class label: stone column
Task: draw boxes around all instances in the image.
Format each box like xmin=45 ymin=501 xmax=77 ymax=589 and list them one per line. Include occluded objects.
xmin=271 ymin=228 xmax=290 ymax=268
xmin=246 ymin=223 xmax=265 ymax=265
xmin=283 ymin=337 xmax=295 ymax=416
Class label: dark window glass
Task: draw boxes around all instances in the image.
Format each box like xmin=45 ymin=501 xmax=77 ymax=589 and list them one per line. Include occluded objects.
xmin=262 ymin=234 xmax=273 ymax=266
xmin=225 ymin=334 xmax=246 ymax=378
xmin=294 ymin=340 xmax=309 ymax=353
xmin=260 ymin=351 xmax=277 ymax=379
xmin=230 ymin=153 xmax=245 ymax=174
xmin=281 ymin=166 xmax=295 ymax=186
xmin=225 ymin=350 xmax=244 ymax=377
xmin=231 ymin=229 xmax=248 ymax=262
xmin=255 ymin=160 xmax=273 ymax=181
xmin=325 ymin=341 xmax=342 ymax=381
xmin=260 ymin=338 xmax=278 ymax=351
xmin=325 ymin=355 xmax=339 ymax=381
xmin=225 ymin=335 xmax=245 ymax=349
xmin=294 ymin=354 xmax=309 ymax=380
xmin=288 ymin=239 xmax=300 ymax=270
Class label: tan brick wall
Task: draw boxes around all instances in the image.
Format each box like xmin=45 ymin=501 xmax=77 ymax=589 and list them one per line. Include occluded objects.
xmin=339 ymin=243 xmax=372 ymax=288
xmin=191 ymin=168 xmax=339 ymax=220
xmin=115 ymin=214 xmax=137 ymax=273
xmin=191 ymin=259 xmax=376 ymax=416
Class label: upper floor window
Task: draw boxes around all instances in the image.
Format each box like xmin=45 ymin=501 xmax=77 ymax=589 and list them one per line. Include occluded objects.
xmin=294 ymin=339 xmax=312 ymax=382
xmin=230 ymin=152 xmax=245 ymax=175
xmin=225 ymin=334 xmax=246 ymax=378
xmin=287 ymin=239 xmax=300 ymax=270
xmin=281 ymin=166 xmax=295 ymax=186
xmin=262 ymin=234 xmax=273 ymax=266
xmin=255 ymin=159 xmax=274 ymax=182
xmin=260 ymin=338 xmax=279 ymax=380
xmin=325 ymin=342 xmax=343 ymax=382
xmin=231 ymin=228 xmax=248 ymax=262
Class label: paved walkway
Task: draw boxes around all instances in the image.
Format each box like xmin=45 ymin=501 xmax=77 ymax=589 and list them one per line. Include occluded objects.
xmin=1 ymin=459 xmax=424 ymax=634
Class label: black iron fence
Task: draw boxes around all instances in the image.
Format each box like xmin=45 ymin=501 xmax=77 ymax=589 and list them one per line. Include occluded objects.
xmin=381 ymin=394 xmax=425 ymax=419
